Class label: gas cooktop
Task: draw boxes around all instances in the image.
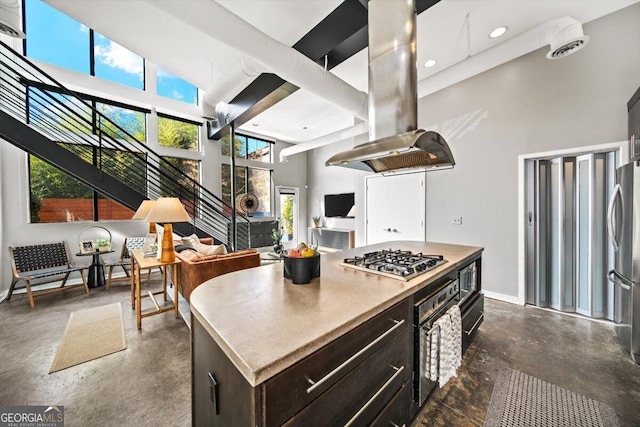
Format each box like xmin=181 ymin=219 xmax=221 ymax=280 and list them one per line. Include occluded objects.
xmin=341 ymin=249 xmax=447 ymax=281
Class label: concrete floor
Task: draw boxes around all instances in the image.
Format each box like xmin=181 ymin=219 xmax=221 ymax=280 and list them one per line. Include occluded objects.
xmin=414 ymin=299 xmax=640 ymax=427
xmin=1 ymin=284 xmax=639 ymax=426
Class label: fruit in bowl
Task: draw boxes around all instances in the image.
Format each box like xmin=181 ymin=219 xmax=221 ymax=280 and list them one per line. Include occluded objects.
xmin=300 ymin=247 xmax=316 ymax=257
xmin=287 ymin=249 xmax=301 ymax=258
xmin=283 ymin=243 xmax=320 ymax=284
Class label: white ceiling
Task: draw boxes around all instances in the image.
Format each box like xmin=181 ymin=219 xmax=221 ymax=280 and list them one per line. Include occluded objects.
xmin=45 ymin=0 xmax=638 ymax=144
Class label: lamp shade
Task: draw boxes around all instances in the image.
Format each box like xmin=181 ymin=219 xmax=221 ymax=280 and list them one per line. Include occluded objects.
xmin=131 ymin=200 xmax=156 ymax=220
xmin=144 ymin=197 xmax=191 ymax=223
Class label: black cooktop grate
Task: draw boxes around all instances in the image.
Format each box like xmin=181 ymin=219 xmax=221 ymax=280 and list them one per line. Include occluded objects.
xmin=343 ymin=249 xmax=446 ymax=280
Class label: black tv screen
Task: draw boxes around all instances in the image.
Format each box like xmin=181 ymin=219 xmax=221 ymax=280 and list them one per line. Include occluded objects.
xmin=324 ymin=193 xmax=355 ymax=218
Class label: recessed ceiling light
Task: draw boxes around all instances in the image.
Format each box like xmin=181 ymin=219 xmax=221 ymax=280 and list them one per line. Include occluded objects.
xmin=252 ymin=123 xmax=259 ymax=126
xmin=423 ymin=59 xmax=437 ymax=68
xmin=489 ymin=26 xmax=508 ymax=39
xmin=302 ymin=126 xmax=308 ymax=130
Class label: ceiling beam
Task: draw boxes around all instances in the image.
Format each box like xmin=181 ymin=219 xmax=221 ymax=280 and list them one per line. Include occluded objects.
xmin=208 ymin=0 xmax=440 ymax=140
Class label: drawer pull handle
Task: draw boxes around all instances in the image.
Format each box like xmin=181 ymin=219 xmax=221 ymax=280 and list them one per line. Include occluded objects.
xmin=344 ymin=365 xmax=405 ymax=427
xmin=306 ymin=319 xmax=406 ymax=394
xmin=208 ymin=372 xmax=219 ymax=415
xmin=464 ymin=312 xmax=484 ymax=335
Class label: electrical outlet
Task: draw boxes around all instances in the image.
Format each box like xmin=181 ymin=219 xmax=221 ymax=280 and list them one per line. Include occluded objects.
xmin=452 ymin=216 xmax=462 ymax=225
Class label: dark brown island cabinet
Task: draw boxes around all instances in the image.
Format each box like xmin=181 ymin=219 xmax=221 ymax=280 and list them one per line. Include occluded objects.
xmin=191 ymin=243 xmax=483 ymax=426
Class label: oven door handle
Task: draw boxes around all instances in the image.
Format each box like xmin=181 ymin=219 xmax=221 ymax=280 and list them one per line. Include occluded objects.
xmin=422 ymin=297 xmax=460 ymax=329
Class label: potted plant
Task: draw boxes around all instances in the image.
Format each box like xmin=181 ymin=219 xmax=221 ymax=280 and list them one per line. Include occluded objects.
xmin=312 ymin=216 xmax=322 ymax=228
xmin=95 ymin=238 xmax=111 ymax=252
xmin=271 ymin=228 xmax=284 ymax=254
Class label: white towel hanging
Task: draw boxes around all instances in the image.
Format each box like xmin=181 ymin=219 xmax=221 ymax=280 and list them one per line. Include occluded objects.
xmin=425 ymin=326 xmax=440 ymax=381
xmin=437 ymin=313 xmax=455 ymax=387
xmin=449 ymin=304 xmax=462 ymax=372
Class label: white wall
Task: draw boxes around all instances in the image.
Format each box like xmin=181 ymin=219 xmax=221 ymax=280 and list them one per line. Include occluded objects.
xmin=307 ymin=4 xmax=640 ymax=301
xmin=421 ymin=4 xmax=639 ymax=301
xmin=306 ymin=135 xmax=370 ymax=246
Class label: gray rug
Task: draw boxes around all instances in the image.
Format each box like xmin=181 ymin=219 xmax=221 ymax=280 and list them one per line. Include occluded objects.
xmin=484 ymin=368 xmax=619 ymax=427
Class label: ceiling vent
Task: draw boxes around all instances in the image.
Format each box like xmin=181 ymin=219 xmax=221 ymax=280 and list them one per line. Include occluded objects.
xmin=546 ymin=17 xmax=589 ymax=59
xmin=0 ymin=0 xmax=25 ymax=39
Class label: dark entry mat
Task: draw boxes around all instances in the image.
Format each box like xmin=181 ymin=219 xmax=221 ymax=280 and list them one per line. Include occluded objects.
xmin=484 ymin=368 xmax=619 ymax=427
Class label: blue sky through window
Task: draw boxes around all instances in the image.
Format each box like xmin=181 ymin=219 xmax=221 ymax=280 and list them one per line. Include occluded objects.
xmin=94 ymin=33 xmax=144 ymax=90
xmin=157 ymin=66 xmax=198 ymax=105
xmin=25 ymin=0 xmax=89 ymax=74
xmin=26 ymin=1 xmax=144 ymax=90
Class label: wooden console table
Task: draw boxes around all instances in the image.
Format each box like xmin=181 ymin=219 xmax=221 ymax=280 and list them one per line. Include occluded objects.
xmin=130 ymin=249 xmax=181 ymax=329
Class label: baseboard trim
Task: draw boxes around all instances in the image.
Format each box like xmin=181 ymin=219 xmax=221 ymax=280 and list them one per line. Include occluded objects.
xmin=482 ymin=290 xmax=525 ymax=306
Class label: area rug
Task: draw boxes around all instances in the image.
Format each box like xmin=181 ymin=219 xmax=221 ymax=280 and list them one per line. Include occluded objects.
xmin=49 ymin=302 xmax=126 ymax=373
xmin=484 ymin=368 xmax=619 ymax=427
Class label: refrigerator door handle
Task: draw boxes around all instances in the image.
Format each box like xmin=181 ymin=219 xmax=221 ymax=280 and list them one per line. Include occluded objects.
xmin=607 ymin=184 xmax=623 ymax=252
xmin=608 ymin=269 xmax=634 ymax=291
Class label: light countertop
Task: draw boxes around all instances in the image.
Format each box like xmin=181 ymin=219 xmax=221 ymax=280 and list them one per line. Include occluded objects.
xmin=190 ymin=240 xmax=483 ymax=387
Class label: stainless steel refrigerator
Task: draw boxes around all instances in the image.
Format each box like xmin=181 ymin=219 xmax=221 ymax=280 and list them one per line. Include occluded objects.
xmin=608 ymin=158 xmax=640 ymax=363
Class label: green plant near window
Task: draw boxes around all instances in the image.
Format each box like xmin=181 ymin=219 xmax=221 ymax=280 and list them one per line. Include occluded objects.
xmin=281 ymin=196 xmax=294 ymax=235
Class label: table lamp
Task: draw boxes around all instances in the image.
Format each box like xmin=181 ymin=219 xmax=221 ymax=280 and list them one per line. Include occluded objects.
xmin=132 ymin=200 xmax=157 ymax=233
xmin=144 ymin=197 xmax=191 ymax=263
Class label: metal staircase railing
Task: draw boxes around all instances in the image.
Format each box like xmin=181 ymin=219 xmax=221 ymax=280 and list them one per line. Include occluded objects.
xmin=0 ymin=40 xmax=250 ymax=250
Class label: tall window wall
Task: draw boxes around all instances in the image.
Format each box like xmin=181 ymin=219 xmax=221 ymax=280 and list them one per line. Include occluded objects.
xmin=221 ymin=134 xmax=274 ymax=217
xmin=23 ymin=0 xmax=203 ymax=223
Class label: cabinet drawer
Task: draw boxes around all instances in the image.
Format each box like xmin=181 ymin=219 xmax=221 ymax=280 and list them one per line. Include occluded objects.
xmin=263 ymin=299 xmax=412 ymax=426
xmin=283 ymin=328 xmax=411 ymax=427
xmin=370 ymin=380 xmax=412 ymax=427
xmin=250 ymin=234 xmax=265 ymax=248
xmin=462 ymin=293 xmax=484 ymax=353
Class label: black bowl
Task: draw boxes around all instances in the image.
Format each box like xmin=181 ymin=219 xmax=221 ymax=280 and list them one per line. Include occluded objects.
xmin=283 ymin=253 xmax=321 ymax=284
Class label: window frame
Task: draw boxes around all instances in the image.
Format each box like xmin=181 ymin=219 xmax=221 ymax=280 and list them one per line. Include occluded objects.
xmin=220 ymin=133 xmax=275 ymax=217
xmin=23 ymin=1 xmax=146 ymax=91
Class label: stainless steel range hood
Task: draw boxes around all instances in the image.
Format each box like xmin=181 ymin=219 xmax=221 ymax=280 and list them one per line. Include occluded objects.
xmin=326 ymin=0 xmax=455 ymax=173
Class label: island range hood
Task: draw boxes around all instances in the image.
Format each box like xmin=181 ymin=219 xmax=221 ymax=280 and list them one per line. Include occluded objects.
xmin=326 ymin=0 xmax=455 ymax=173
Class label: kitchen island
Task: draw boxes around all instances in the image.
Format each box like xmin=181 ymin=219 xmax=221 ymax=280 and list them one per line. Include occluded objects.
xmin=190 ymin=241 xmax=483 ymax=426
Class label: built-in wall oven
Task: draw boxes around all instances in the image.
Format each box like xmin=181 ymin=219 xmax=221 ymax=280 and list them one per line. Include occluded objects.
xmin=413 ymin=275 xmax=460 ymax=406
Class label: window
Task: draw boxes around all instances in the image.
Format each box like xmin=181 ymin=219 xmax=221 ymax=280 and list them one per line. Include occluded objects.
xmin=157 ymin=66 xmax=198 ymax=105
xmin=221 ymin=134 xmax=273 ymax=163
xmin=247 ymin=136 xmax=272 ymax=162
xmin=25 ymin=0 xmax=89 ymax=74
xmin=25 ymin=1 xmax=145 ymax=90
xmin=26 ymin=91 xmax=150 ymax=223
xmin=94 ymin=32 xmax=144 ymax=90
xmin=161 ymin=156 xmax=200 ymax=216
xmin=29 ymin=155 xmax=135 ymax=222
xmin=158 ymin=115 xmax=199 ymax=151
xmin=28 ymin=87 xmax=93 ymax=137
xmin=96 ymin=102 xmax=146 ymax=142
xmin=221 ymin=165 xmax=271 ymax=217
xmin=220 ymin=133 xmax=274 ymax=216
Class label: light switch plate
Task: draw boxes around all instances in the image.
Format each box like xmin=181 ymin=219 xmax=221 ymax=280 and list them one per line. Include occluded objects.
xmin=452 ymin=216 xmax=462 ymax=225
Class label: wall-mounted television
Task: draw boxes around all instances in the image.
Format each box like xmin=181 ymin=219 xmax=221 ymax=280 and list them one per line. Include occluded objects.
xmin=324 ymin=193 xmax=355 ymax=218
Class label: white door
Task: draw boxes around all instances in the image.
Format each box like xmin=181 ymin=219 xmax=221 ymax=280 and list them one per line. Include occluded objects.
xmin=275 ymin=186 xmax=299 ymax=246
xmin=365 ymin=172 xmax=426 ymax=245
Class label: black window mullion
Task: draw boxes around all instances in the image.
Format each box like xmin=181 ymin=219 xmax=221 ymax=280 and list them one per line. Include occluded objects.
xmin=157 ymin=112 xmax=202 ymax=127
xmin=89 ymin=29 xmax=95 ymax=76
